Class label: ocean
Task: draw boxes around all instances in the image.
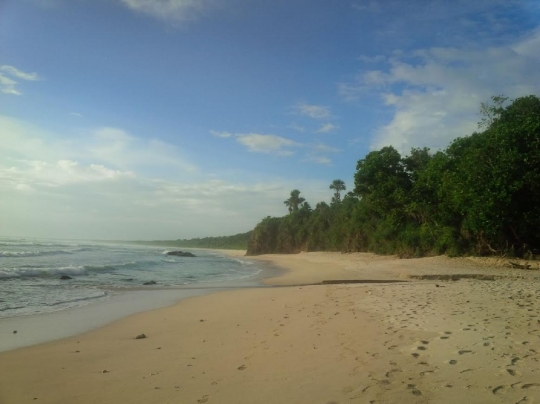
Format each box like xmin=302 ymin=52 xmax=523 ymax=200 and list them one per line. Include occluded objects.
xmin=0 ymin=238 xmax=259 ymax=319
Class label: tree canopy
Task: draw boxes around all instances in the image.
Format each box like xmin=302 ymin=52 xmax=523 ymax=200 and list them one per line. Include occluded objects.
xmin=247 ymin=95 xmax=540 ymax=259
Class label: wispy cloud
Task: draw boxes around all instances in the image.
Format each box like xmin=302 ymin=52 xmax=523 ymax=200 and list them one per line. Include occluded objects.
xmin=1 ymin=160 xmax=134 ymax=188
xmin=351 ymin=2 xmax=382 ymax=13
xmin=0 ymin=65 xmax=39 ymax=81
xmin=315 ymin=123 xmax=339 ymax=134
xmin=358 ymin=54 xmax=387 ymax=64
xmin=119 ymin=0 xmax=215 ymax=21
xmin=303 ymin=143 xmax=340 ymax=165
xmin=0 ymin=116 xmax=332 ymax=239
xmin=0 ymin=65 xmax=39 ymax=96
xmin=304 ymin=156 xmax=332 ymax=165
xmin=236 ymin=133 xmax=300 ymax=156
xmin=342 ymin=28 xmax=540 ymax=152
xmin=294 ymin=103 xmax=331 ymax=119
xmin=209 ymin=130 xmax=233 ymax=138
xmin=287 ymin=123 xmax=305 ymax=132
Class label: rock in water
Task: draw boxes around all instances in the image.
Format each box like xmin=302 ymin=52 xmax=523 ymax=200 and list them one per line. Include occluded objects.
xmin=59 ymin=275 xmax=73 ymax=280
xmin=166 ymin=251 xmax=196 ymax=257
xmin=143 ymin=281 xmax=157 ymax=285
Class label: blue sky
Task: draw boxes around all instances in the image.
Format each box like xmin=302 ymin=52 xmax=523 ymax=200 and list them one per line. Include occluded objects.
xmin=1 ymin=0 xmax=540 ymax=240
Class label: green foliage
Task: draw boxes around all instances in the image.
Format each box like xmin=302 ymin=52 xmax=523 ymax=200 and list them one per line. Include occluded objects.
xmin=247 ymin=95 xmax=540 ymax=258
xmin=130 ymin=231 xmax=252 ymax=250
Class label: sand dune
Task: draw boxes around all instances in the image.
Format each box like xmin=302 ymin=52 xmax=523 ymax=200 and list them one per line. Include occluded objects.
xmin=1 ymin=252 xmax=539 ymax=403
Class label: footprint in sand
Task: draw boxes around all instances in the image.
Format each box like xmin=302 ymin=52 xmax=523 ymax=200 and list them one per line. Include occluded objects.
xmin=407 ymin=384 xmax=422 ymax=396
xmin=522 ymin=383 xmax=540 ymax=390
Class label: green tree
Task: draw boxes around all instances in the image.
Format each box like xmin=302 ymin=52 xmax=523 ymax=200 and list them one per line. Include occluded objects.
xmin=284 ymin=189 xmax=306 ymax=214
xmin=329 ymin=179 xmax=346 ymax=204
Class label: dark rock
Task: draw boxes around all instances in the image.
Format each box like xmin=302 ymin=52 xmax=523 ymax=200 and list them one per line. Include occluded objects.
xmin=135 ymin=333 xmax=147 ymax=339
xmin=13 ymin=330 xmax=17 ymax=334
xmin=59 ymin=275 xmax=72 ymax=280
xmin=143 ymin=281 xmax=157 ymax=285
xmin=166 ymin=251 xmax=196 ymax=257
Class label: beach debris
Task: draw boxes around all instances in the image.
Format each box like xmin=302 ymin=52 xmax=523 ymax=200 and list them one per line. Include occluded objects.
xmin=102 ymin=369 xmax=109 ymax=373
xmin=199 ymin=319 xmax=205 ymax=322
xmin=135 ymin=334 xmax=147 ymax=339
xmin=13 ymin=330 xmax=17 ymax=334
xmin=166 ymin=251 xmax=196 ymax=257
xmin=143 ymin=281 xmax=157 ymax=285
xmin=510 ymin=262 xmax=532 ymax=270
xmin=59 ymin=275 xmax=73 ymax=280
xmin=237 ymin=365 xmax=246 ymax=370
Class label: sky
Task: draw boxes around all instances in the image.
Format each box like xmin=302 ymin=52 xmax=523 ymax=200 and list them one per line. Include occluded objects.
xmin=1 ymin=0 xmax=540 ymax=240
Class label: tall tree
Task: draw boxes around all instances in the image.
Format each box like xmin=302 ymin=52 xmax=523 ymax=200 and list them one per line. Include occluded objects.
xmin=284 ymin=189 xmax=305 ymax=214
xmin=329 ymin=179 xmax=346 ymax=204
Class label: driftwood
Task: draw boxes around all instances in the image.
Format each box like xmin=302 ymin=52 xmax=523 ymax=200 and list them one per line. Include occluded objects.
xmin=510 ymin=262 xmax=532 ymax=270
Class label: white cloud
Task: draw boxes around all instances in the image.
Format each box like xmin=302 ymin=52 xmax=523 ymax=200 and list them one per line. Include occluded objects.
xmin=0 ymin=65 xmax=39 ymax=81
xmin=209 ymin=130 xmax=233 ymax=138
xmin=0 ymin=160 xmax=134 ymax=188
xmin=315 ymin=123 xmax=339 ymax=133
xmin=294 ymin=103 xmax=331 ymax=119
xmin=70 ymin=112 xmax=83 ymax=118
xmin=119 ymin=0 xmax=215 ymax=21
xmin=236 ymin=133 xmax=300 ymax=156
xmin=0 ymin=74 xmax=21 ymax=95
xmin=342 ymin=28 xmax=540 ymax=152
xmin=88 ymin=127 xmax=198 ymax=173
xmin=0 ymin=116 xmax=334 ymax=239
xmin=0 ymin=65 xmax=39 ymax=96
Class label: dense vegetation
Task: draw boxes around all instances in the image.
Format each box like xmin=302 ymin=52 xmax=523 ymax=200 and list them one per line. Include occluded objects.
xmin=247 ymin=96 xmax=540 ymax=258
xmin=130 ymin=231 xmax=252 ymax=250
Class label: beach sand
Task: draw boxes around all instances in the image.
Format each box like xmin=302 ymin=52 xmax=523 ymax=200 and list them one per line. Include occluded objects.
xmin=1 ymin=252 xmax=540 ymax=403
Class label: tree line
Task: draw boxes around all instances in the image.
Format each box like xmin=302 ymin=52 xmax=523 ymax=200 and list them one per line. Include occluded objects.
xmin=247 ymin=95 xmax=540 ymax=258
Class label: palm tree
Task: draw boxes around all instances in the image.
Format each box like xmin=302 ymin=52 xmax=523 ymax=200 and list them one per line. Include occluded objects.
xmin=329 ymin=179 xmax=346 ymax=204
xmin=284 ymin=189 xmax=305 ymax=214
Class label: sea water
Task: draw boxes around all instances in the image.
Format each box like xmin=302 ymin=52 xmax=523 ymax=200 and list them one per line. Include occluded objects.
xmin=0 ymin=238 xmax=259 ymax=319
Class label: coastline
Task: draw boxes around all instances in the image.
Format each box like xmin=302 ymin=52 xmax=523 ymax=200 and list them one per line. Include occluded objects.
xmin=0 ymin=249 xmax=272 ymax=353
xmin=1 ymin=252 xmax=540 ymax=403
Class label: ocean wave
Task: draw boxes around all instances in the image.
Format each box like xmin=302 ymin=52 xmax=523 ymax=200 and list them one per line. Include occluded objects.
xmin=44 ymin=291 xmax=108 ymax=307
xmin=0 ymin=241 xmax=87 ymax=247
xmin=0 ymin=247 xmax=94 ymax=258
xmin=234 ymin=259 xmax=254 ymax=266
xmin=0 ymin=262 xmax=136 ymax=279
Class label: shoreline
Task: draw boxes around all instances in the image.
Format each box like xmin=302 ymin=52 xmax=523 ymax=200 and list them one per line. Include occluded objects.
xmin=0 ymin=249 xmax=276 ymax=353
xmin=1 ymin=252 xmax=540 ymax=403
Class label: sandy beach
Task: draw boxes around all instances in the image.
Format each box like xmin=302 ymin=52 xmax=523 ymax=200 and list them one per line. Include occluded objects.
xmin=1 ymin=251 xmax=540 ymax=404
